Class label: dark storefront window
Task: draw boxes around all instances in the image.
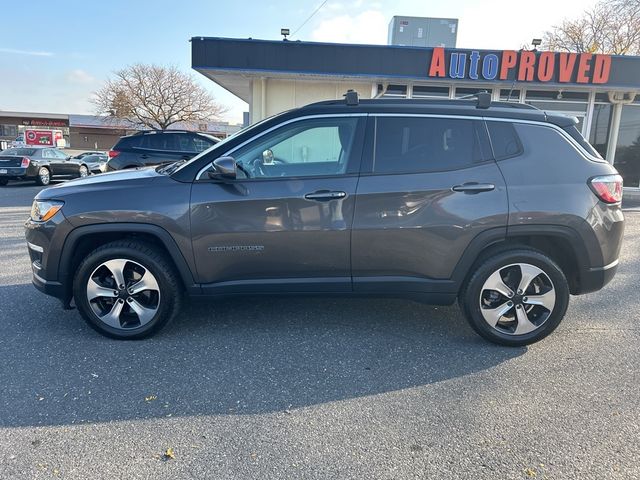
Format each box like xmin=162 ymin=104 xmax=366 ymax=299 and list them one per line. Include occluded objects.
xmin=589 ymin=103 xmax=612 ymax=159
xmin=382 ymin=84 xmax=408 ymax=98
xmin=614 ymin=105 xmax=640 ymax=188
xmin=412 ymin=85 xmax=450 ymax=98
xmin=525 ymin=90 xmax=589 ymax=134
xmin=0 ymin=124 xmax=18 ymax=137
xmin=454 ymin=87 xmax=493 ymax=98
xmin=499 ymin=89 xmax=520 ymax=102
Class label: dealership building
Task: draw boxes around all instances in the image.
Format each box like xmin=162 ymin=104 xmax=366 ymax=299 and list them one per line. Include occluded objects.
xmin=192 ymin=36 xmax=640 ymax=188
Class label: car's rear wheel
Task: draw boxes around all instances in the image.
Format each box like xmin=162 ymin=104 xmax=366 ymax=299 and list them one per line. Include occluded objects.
xmin=73 ymin=240 xmax=183 ymax=339
xmin=35 ymin=167 xmax=51 ymax=186
xmin=460 ymin=249 xmax=569 ymax=346
xmin=78 ymin=165 xmax=89 ymax=177
xmin=0 ymin=178 xmax=8 ymax=186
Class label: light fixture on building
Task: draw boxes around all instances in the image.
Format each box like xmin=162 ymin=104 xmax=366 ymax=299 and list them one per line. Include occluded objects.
xmin=531 ymin=38 xmax=542 ymax=51
xmin=281 ymin=28 xmax=290 ymax=41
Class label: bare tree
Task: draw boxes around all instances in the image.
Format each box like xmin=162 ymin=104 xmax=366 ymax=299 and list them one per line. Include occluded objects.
xmin=93 ymin=64 xmax=227 ymax=130
xmin=544 ymin=0 xmax=640 ymax=54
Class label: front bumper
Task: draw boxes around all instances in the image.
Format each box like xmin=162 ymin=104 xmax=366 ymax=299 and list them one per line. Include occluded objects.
xmin=25 ymin=214 xmax=74 ymax=306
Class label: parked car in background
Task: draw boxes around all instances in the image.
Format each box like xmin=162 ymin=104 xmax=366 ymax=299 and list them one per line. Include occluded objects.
xmin=0 ymin=147 xmax=90 ymax=186
xmin=81 ymin=154 xmax=108 ymax=174
xmin=25 ymin=94 xmax=624 ymax=345
xmin=72 ymin=151 xmax=105 ymax=160
xmin=105 ymin=130 xmax=219 ymax=171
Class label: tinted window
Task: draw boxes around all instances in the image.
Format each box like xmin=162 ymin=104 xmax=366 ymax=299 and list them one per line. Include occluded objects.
xmin=513 ymin=123 xmax=584 ymax=160
xmin=232 ymin=117 xmax=360 ymax=179
xmin=486 ymin=121 xmax=523 ymax=160
xmin=192 ymin=136 xmax=215 ymax=152
xmin=373 ymin=117 xmax=488 ymax=174
xmin=115 ymin=135 xmax=142 ymax=149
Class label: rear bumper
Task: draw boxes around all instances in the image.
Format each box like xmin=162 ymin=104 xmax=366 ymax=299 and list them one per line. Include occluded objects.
xmin=0 ymin=167 xmax=31 ymax=178
xmin=576 ymin=260 xmax=619 ymax=295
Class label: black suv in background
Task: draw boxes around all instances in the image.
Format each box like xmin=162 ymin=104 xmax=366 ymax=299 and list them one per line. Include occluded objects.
xmin=25 ymin=93 xmax=624 ymax=346
xmin=105 ymin=130 xmax=219 ymax=171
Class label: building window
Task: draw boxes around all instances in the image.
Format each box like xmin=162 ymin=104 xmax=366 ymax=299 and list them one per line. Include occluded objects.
xmin=0 ymin=124 xmax=18 ymax=137
xmin=499 ymin=89 xmax=520 ymax=102
xmin=524 ymin=89 xmax=589 ymax=134
xmin=412 ymin=85 xmax=450 ymax=98
xmin=614 ymin=104 xmax=640 ymax=188
xmin=382 ymin=85 xmax=408 ymax=98
xmin=454 ymin=87 xmax=493 ymax=99
xmin=589 ymin=102 xmax=612 ymax=159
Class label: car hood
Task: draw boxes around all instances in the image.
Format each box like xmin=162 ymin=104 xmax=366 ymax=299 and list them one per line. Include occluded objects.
xmin=35 ymin=167 xmax=164 ymax=199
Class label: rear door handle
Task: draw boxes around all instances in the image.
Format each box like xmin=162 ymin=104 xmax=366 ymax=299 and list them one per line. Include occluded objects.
xmin=451 ymin=182 xmax=495 ymax=194
xmin=304 ymin=190 xmax=347 ymax=201
xmin=140 ymin=154 xmax=149 ymax=159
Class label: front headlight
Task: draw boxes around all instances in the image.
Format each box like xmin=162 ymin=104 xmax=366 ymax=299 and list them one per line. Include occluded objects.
xmin=30 ymin=200 xmax=64 ymax=222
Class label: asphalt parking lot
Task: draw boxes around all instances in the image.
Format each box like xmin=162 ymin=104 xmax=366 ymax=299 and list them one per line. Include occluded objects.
xmin=0 ymin=180 xmax=638 ymax=479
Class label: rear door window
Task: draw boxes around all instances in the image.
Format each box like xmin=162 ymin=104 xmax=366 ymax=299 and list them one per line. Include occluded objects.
xmin=372 ymin=117 xmax=490 ymax=174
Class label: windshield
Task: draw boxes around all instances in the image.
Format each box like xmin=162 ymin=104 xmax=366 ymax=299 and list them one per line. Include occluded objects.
xmin=169 ymin=111 xmax=290 ymax=175
xmin=1 ymin=148 xmax=37 ymax=156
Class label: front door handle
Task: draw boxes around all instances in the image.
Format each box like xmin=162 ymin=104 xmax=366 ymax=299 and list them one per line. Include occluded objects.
xmin=140 ymin=154 xmax=149 ymax=159
xmin=304 ymin=190 xmax=347 ymax=201
xmin=451 ymin=182 xmax=495 ymax=194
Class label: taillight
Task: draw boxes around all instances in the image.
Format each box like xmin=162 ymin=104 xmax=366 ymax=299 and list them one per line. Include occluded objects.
xmin=21 ymin=157 xmax=30 ymax=168
xmin=107 ymin=150 xmax=120 ymax=158
xmin=589 ymin=175 xmax=623 ymax=204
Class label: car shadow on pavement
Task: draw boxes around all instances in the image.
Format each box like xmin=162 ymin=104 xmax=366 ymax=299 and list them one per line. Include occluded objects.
xmin=0 ymin=284 xmax=525 ymax=428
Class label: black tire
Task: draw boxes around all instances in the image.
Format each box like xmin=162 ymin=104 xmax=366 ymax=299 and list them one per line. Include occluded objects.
xmin=35 ymin=167 xmax=51 ymax=186
xmin=0 ymin=178 xmax=8 ymax=186
xmin=459 ymin=249 xmax=569 ymax=347
xmin=78 ymin=165 xmax=89 ymax=177
xmin=73 ymin=240 xmax=183 ymax=339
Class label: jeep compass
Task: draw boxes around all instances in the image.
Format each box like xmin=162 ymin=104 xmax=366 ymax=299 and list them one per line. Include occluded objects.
xmin=25 ymin=93 xmax=624 ymax=346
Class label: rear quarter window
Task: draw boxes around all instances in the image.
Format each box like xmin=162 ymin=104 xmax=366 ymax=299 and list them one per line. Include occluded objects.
xmin=512 ymin=123 xmax=586 ymax=161
xmin=486 ymin=121 xmax=523 ymax=160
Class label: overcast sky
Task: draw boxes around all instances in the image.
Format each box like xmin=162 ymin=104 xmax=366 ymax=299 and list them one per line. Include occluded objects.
xmin=0 ymin=0 xmax=598 ymax=123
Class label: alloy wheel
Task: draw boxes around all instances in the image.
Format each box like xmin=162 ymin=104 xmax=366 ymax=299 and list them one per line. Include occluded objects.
xmin=79 ymin=166 xmax=88 ymax=177
xmin=86 ymin=258 xmax=161 ymax=330
xmin=479 ymin=263 xmax=556 ymax=336
xmin=39 ymin=168 xmax=50 ymax=185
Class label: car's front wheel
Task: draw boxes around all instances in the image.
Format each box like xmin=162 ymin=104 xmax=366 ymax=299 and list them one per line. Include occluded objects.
xmin=73 ymin=240 xmax=183 ymax=339
xmin=78 ymin=165 xmax=89 ymax=178
xmin=460 ymin=249 xmax=569 ymax=346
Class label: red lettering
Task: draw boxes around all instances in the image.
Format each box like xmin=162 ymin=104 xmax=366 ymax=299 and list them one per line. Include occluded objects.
xmin=537 ymin=52 xmax=555 ymax=82
xmin=592 ymin=54 xmax=611 ymax=84
xmin=429 ymin=47 xmax=446 ymax=77
xmin=500 ymin=50 xmax=518 ymax=79
xmin=576 ymin=53 xmax=593 ymax=83
xmin=518 ymin=51 xmax=536 ymax=81
xmin=558 ymin=53 xmax=578 ymax=82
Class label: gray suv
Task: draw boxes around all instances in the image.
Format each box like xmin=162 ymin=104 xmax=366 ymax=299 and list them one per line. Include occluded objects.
xmin=25 ymin=93 xmax=624 ymax=346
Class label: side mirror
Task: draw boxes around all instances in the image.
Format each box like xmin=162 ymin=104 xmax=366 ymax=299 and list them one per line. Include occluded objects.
xmin=208 ymin=156 xmax=237 ymax=180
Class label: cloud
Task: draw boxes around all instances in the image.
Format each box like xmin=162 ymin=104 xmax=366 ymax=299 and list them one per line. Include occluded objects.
xmin=310 ymin=10 xmax=387 ymax=44
xmin=0 ymin=47 xmax=53 ymax=57
xmin=66 ymin=69 xmax=96 ymax=84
